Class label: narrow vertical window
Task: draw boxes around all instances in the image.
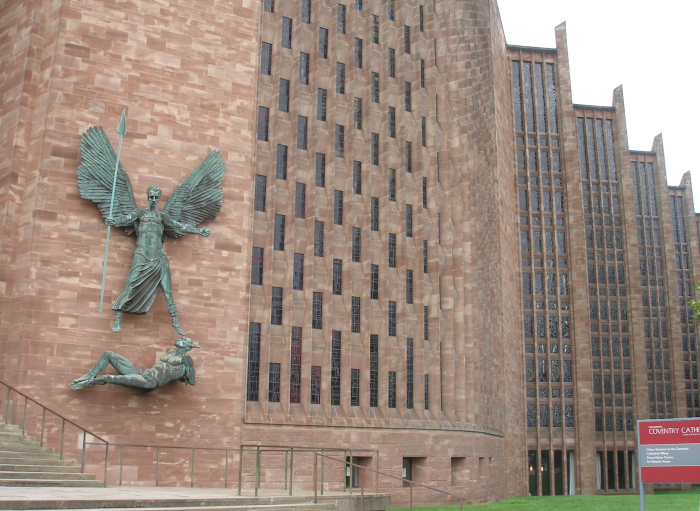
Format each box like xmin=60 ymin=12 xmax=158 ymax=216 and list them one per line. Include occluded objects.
xmin=267 ymin=362 xmax=280 ymax=403
xmin=335 ymin=125 xmax=345 ymax=157
xmin=405 ymin=81 xmax=411 ymax=111
xmin=405 ymin=141 xmax=412 ymax=172
xmin=318 ymin=89 xmax=327 ymax=121
xmin=371 ymin=133 xmax=379 ymax=164
xmin=254 ymin=175 xmax=266 ymax=212
xmin=404 ymin=25 xmax=410 ymax=53
xmin=257 ymin=106 xmax=269 ymax=141
xmin=406 ymin=337 xmax=414 ymax=409
xmin=406 ymin=269 xmax=413 ymax=304
xmin=420 ymin=60 xmax=425 ymax=88
xmin=331 ymin=331 xmax=341 ymax=404
xmin=334 ymin=190 xmax=343 ymax=224
xmin=406 ymin=204 xmax=413 ymax=237
xmin=352 ymin=227 xmax=361 ymax=262
xmin=424 ymin=374 xmax=429 ymax=410
xmin=422 ymin=177 xmax=427 ymax=207
xmin=353 ymin=161 xmax=362 ymax=194
xmin=355 ymin=0 xmax=362 ymax=10
xmin=299 ymin=53 xmax=309 ymax=85
xmin=261 ymin=42 xmax=272 ymax=75
xmin=282 ymin=17 xmax=292 ymax=48
xmin=389 ymin=301 xmax=396 ymax=336
xmin=354 ymin=98 xmax=362 ymax=129
xmin=314 ymin=221 xmax=324 ymax=256
xmin=388 ymin=0 xmax=395 ymax=20
xmin=423 ymin=306 xmax=428 ymax=340
xmin=271 ymin=287 xmax=283 ymax=325
xmin=251 ymin=247 xmax=264 ymax=285
xmin=370 ymin=264 xmax=379 ymax=299
xmin=279 ymin=79 xmax=290 ymax=112
xmin=297 ymin=116 xmax=308 ymax=149
xmin=333 ymin=259 xmax=343 ymax=295
xmin=312 ymin=292 xmax=323 ymax=329
xmin=389 ymin=168 xmax=396 ymax=201
xmin=389 ymin=233 xmax=396 ymax=267
xmin=370 ymin=335 xmax=378 ymax=406
xmin=276 ymin=144 xmax=288 ymax=179
xmin=319 ymin=28 xmax=328 ymax=58
xmin=290 ymin=327 xmax=302 ymax=403
xmin=419 ymin=5 xmax=424 ymax=32
xmin=295 ymin=182 xmax=306 ymax=218
xmin=337 ymin=5 xmax=346 ymax=34
xmin=264 ymin=0 xmax=274 ymax=13
xmin=372 ymin=15 xmax=379 ymax=43
xmin=421 ymin=117 xmax=426 ymax=146
xmin=247 ymin=323 xmax=261 ymax=401
xmin=336 ymin=63 xmax=345 ymax=93
xmin=388 ymin=371 xmax=396 ymax=407
xmin=301 ymin=0 xmax=311 ymax=23
xmin=316 ymin=153 xmax=326 ymax=187
xmin=351 ymin=368 xmax=360 ymax=406
xmin=423 ymin=240 xmax=428 ymax=273
xmin=293 ymin=253 xmax=304 ymax=290
xmin=354 ymin=38 xmax=363 ymax=68
xmin=388 ymin=48 xmax=396 ymax=78
xmin=274 ymin=214 xmax=285 ymax=250
xmin=365 ymin=197 xmax=377 ymax=232
xmin=372 ymin=73 xmax=379 ymax=103
xmin=310 ymin=366 xmax=321 ymax=404
xmin=351 ymin=296 xmax=360 ymax=333
xmin=389 ymin=107 xmax=396 ymax=137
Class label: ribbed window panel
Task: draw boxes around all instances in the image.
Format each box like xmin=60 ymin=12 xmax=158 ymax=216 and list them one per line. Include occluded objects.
xmin=312 ymin=292 xmax=323 ymax=329
xmin=276 ymin=144 xmax=287 ymax=179
xmin=336 ymin=63 xmax=345 ymax=93
xmin=403 ymin=25 xmax=410 ymax=53
xmin=406 ymin=337 xmax=414 ymax=409
xmin=319 ymin=28 xmax=328 ymax=58
xmin=282 ymin=17 xmax=292 ymax=48
xmin=388 ymin=233 xmax=396 ymax=267
xmin=371 ymin=198 xmax=379 ymax=231
xmin=314 ymin=221 xmax=324 ymax=256
xmin=273 ymin=214 xmax=285 ymax=251
xmin=405 ymin=81 xmax=411 ymax=111
xmin=370 ymin=264 xmax=379 ymax=299
xmin=290 ymin=327 xmax=302 ymax=403
xmin=372 ymin=15 xmax=379 ymax=43
xmin=389 ymin=107 xmax=396 ymax=137
xmin=297 ymin=116 xmax=308 ymax=149
xmin=370 ymin=335 xmax=378 ymax=406
xmin=335 ymin=125 xmax=344 ymax=157
xmin=352 ymin=227 xmax=361 ymax=262
xmin=254 ymin=175 xmax=266 ymax=212
xmin=332 ymin=259 xmax=342 ymax=295
xmin=315 ymin=153 xmax=325 ymax=187
xmin=301 ymin=0 xmax=310 ymax=22
xmin=261 ymin=42 xmax=272 ymax=75
xmin=351 ymin=297 xmax=360 ymax=333
xmin=251 ymin=247 xmax=263 ymax=285
xmin=337 ymin=4 xmax=346 ymax=34
xmin=299 ymin=53 xmax=309 ymax=85
xmin=317 ymin=88 xmax=327 ymax=121
xmin=334 ymin=190 xmax=343 ymax=224
xmin=331 ymin=331 xmax=341 ymax=404
xmin=279 ymin=79 xmax=290 ymax=112
xmin=354 ymin=98 xmax=362 ymax=129
xmin=293 ymin=253 xmax=304 ymax=290
xmin=257 ymin=107 xmax=269 ymax=141
xmin=246 ymin=323 xmax=261 ymax=401
xmin=354 ymin=38 xmax=362 ymax=68
xmin=271 ymin=287 xmax=283 ymax=325
xmin=389 ymin=168 xmax=396 ymax=201
xmin=371 ymin=73 xmax=379 ymax=103
xmin=295 ymin=182 xmax=306 ymax=219
xmin=389 ymin=301 xmax=396 ymax=336
xmin=388 ymin=48 xmax=395 ymax=77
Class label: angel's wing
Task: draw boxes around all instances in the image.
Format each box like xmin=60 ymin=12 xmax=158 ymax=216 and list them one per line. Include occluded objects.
xmin=77 ymin=127 xmax=137 ymax=235
xmin=162 ymin=150 xmax=226 ymax=239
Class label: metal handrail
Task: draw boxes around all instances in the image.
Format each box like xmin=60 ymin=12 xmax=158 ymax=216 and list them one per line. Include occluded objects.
xmin=0 ymin=380 xmax=109 ymax=487
xmin=313 ymin=452 xmax=465 ymax=511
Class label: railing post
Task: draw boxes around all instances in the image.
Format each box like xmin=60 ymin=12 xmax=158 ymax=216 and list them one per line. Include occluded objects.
xmin=321 ymin=448 xmax=325 ymax=496
xmin=119 ymin=446 xmax=124 ymax=486
xmin=4 ymin=387 xmax=10 ymax=424
xmin=190 ymin=448 xmax=195 ymax=488
xmin=255 ymin=446 xmax=260 ymax=497
xmin=156 ymin=447 xmax=160 ymax=487
xmin=103 ymin=443 xmax=108 ymax=488
xmin=39 ymin=408 xmax=46 ymax=446
xmin=349 ymin=449 xmax=353 ymax=494
xmin=59 ymin=419 xmax=65 ymax=460
xmin=313 ymin=452 xmax=318 ymax=504
xmin=238 ymin=446 xmax=243 ymax=496
xmin=375 ymin=451 xmax=379 ymax=495
xmin=225 ymin=449 xmax=229 ymax=489
xmin=409 ymin=482 xmax=413 ymax=511
xmin=288 ymin=447 xmax=293 ymax=496
xmin=81 ymin=431 xmax=87 ymax=473
xmin=360 ymin=467 xmax=364 ymax=511
xmin=21 ymin=397 xmax=27 ymax=436
xmin=284 ymin=450 xmax=288 ymax=490
xmin=343 ymin=450 xmax=347 ymax=493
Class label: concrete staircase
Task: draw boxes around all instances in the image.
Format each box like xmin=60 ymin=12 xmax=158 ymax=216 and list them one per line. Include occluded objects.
xmin=0 ymin=421 xmax=101 ymax=487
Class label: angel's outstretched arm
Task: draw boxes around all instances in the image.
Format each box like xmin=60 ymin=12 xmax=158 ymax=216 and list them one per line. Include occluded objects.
xmin=106 ymin=209 xmax=141 ymax=227
xmin=161 ymin=213 xmax=210 ymax=237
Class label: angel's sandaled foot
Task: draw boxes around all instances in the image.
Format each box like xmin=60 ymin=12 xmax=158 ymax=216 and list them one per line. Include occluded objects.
xmin=112 ymin=312 xmax=123 ymax=333
xmin=69 ymin=372 xmax=96 ymax=390
xmin=167 ymin=304 xmax=185 ymax=335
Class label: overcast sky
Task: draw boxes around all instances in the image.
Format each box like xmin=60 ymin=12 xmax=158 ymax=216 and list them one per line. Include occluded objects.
xmin=497 ymin=0 xmax=700 ymax=211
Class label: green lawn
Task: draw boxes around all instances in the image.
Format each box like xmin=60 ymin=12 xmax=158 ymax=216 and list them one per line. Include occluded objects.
xmin=392 ymin=490 xmax=700 ymax=511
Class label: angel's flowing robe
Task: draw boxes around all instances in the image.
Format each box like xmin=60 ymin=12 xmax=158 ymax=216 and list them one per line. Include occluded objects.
xmin=112 ymin=208 xmax=185 ymax=314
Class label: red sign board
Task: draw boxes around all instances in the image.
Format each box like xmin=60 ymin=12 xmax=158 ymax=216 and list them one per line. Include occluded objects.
xmin=638 ymin=418 xmax=700 ymax=484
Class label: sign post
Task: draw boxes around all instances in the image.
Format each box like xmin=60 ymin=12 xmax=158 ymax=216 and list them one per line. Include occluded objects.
xmin=637 ymin=417 xmax=700 ymax=510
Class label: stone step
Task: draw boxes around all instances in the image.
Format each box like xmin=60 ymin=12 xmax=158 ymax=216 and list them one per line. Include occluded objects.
xmin=42 ymin=505 xmax=337 ymax=511
xmin=0 ymin=464 xmax=82 ymax=473
xmin=0 ymin=450 xmax=60 ymax=459
xmin=0 ymin=471 xmax=96 ymax=480
xmin=0 ymin=456 xmax=68 ymax=465
xmin=0 ymin=442 xmax=53 ymax=452
xmin=0 ymin=479 xmax=105 ymax=487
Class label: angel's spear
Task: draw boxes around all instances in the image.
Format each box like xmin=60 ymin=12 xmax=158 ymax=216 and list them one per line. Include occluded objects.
xmin=99 ymin=109 xmax=126 ymax=313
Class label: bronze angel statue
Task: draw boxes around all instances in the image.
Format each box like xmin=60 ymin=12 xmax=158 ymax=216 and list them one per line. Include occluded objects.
xmin=78 ymin=127 xmax=225 ymax=334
